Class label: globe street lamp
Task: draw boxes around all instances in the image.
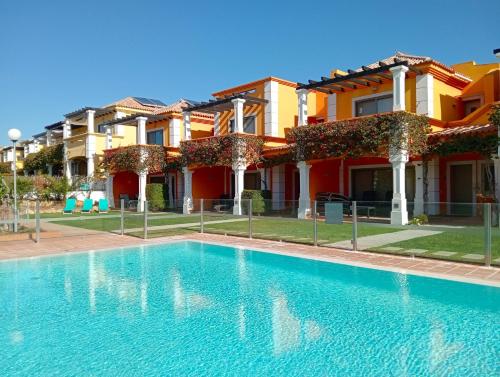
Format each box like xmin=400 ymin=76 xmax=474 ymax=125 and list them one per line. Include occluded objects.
xmin=8 ymin=128 xmax=21 ymax=232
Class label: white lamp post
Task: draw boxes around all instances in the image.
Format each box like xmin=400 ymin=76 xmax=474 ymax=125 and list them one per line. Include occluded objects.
xmin=8 ymin=128 xmax=21 ymax=232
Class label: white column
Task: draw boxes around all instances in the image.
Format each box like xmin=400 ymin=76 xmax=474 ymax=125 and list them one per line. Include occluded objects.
xmin=231 ymin=98 xmax=246 ymax=133
xmin=105 ymin=125 xmax=113 ymax=150
xmin=413 ymin=161 xmax=424 ymax=216
xmin=426 ymin=157 xmax=440 ymax=215
xmin=390 ymin=65 xmax=409 ymax=111
xmin=136 ymin=116 xmax=147 ymax=144
xmin=106 ymin=175 xmax=114 ymax=208
xmin=264 ymin=80 xmax=279 ymax=136
xmin=214 ymin=113 xmax=221 ymax=136
xmin=114 ymin=111 xmax=126 ymax=136
xmin=86 ymin=109 xmax=95 ymax=133
xmin=327 ymin=93 xmax=337 ymax=121
xmin=297 ymin=161 xmax=311 ymax=219
xmin=65 ymin=160 xmax=72 ymax=183
xmin=416 ymin=74 xmax=434 ymax=117
xmin=46 ymin=130 xmax=53 ymax=146
xmin=86 ymin=110 xmax=96 ymax=178
xmin=182 ymin=167 xmax=193 ymax=214
xmin=182 ymin=112 xmax=192 ymax=140
xmin=169 ymin=118 xmax=181 ymax=147
xmin=233 ymin=161 xmax=246 ymax=215
xmin=296 ymin=89 xmax=308 ymax=126
xmin=390 ymin=150 xmax=409 ymax=225
xmin=63 ymin=120 xmax=71 ymax=181
xmin=138 ymin=171 xmax=147 ymax=212
xmin=272 ymin=165 xmax=285 ymax=210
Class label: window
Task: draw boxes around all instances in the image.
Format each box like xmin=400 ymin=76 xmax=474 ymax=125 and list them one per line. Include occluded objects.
xmin=229 ymin=116 xmax=256 ymax=134
xmin=355 ymin=95 xmax=393 ymax=116
xmin=147 ymin=129 xmax=164 ymax=145
xmin=463 ymin=99 xmax=481 ymax=116
xmin=97 ymin=124 xmax=108 ymax=134
xmin=481 ymin=163 xmax=495 ymax=196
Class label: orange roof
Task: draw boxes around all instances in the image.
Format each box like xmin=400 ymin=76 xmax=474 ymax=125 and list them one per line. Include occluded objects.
xmin=105 ymin=97 xmax=167 ymax=112
xmin=429 ymin=123 xmax=495 ymax=139
xmin=212 ymin=77 xmax=297 ymax=97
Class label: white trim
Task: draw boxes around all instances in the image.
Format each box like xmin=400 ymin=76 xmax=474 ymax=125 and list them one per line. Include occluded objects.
xmin=264 ymin=80 xmax=279 ymax=137
xmin=416 ymin=73 xmax=434 ymax=117
xmin=351 ymin=91 xmax=392 ymax=117
xmin=327 ymin=93 xmax=337 ymax=121
xmin=169 ymin=118 xmax=181 ymax=147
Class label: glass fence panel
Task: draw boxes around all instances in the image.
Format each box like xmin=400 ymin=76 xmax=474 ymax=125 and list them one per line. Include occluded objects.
xmin=144 ymin=199 xmax=202 ymax=239
xmin=491 ymin=203 xmax=500 ymax=267
xmin=355 ymin=201 xmax=487 ymax=265
xmin=201 ymin=198 xmax=248 ymax=238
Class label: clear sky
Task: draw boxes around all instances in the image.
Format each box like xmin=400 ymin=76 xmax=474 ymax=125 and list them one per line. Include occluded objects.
xmin=0 ymin=0 xmax=498 ymax=145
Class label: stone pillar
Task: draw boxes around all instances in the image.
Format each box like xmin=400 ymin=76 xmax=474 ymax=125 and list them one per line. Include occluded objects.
xmin=213 ymin=113 xmax=220 ymax=136
xmin=327 ymin=93 xmax=337 ymax=121
xmin=182 ymin=112 xmax=192 ymax=140
xmin=105 ymin=125 xmax=113 ymax=150
xmin=272 ymin=165 xmax=285 ymax=210
xmin=426 ymin=157 xmax=440 ymax=215
xmin=65 ymin=160 xmax=72 ymax=183
xmin=233 ymin=161 xmax=246 ymax=215
xmin=169 ymin=118 xmax=181 ymax=146
xmin=389 ymin=65 xmax=409 ymax=111
xmin=296 ymin=89 xmax=308 ymax=126
xmin=416 ymin=73 xmax=434 ymax=117
xmin=264 ymin=80 xmax=279 ymax=136
xmin=138 ymin=171 xmax=147 ymax=212
xmin=258 ymin=168 xmax=267 ymax=190
xmin=297 ymin=161 xmax=311 ymax=219
xmin=86 ymin=110 xmax=96 ymax=178
xmin=136 ymin=116 xmax=147 ymax=144
xmin=413 ymin=161 xmax=424 ymax=216
xmin=231 ymin=98 xmax=246 ymax=133
xmin=390 ymin=150 xmax=409 ymax=225
xmin=182 ymin=167 xmax=193 ymax=214
xmin=106 ymin=175 xmax=114 ymax=208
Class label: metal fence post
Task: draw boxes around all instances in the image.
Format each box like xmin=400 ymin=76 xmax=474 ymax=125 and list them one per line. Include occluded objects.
xmin=484 ymin=203 xmax=492 ymax=267
xmin=248 ymin=199 xmax=253 ymax=239
xmin=143 ymin=201 xmax=148 ymax=240
xmin=35 ymin=200 xmax=40 ymax=243
xmin=313 ymin=200 xmax=318 ymax=246
xmin=200 ymin=199 xmax=204 ymax=234
xmin=352 ymin=201 xmax=358 ymax=251
xmin=120 ymin=199 xmax=125 ymax=236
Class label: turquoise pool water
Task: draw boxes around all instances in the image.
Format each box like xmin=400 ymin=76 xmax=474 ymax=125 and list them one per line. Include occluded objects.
xmin=0 ymin=241 xmax=498 ymax=376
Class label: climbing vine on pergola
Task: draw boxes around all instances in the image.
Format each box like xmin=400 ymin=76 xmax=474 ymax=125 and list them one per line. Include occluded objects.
xmin=180 ymin=134 xmax=263 ymax=167
xmin=102 ymin=145 xmax=167 ymax=174
xmin=287 ymin=111 xmax=430 ymax=162
xmin=24 ymin=144 xmax=64 ymax=173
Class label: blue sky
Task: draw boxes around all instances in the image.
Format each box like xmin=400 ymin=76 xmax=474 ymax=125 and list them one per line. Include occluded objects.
xmin=0 ymin=0 xmax=498 ymax=145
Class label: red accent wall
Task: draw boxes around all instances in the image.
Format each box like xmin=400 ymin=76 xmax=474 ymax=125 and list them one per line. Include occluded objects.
xmin=309 ymin=159 xmax=342 ymax=199
xmin=113 ymin=171 xmax=139 ymax=203
xmin=192 ymin=166 xmax=227 ymax=199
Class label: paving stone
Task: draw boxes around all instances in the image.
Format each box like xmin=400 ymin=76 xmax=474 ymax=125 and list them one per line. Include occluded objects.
xmin=403 ymin=249 xmax=428 ymax=255
xmin=379 ymin=247 xmax=404 ymax=252
xmin=461 ymin=254 xmax=484 ymax=260
xmin=432 ymin=251 xmax=457 ymax=257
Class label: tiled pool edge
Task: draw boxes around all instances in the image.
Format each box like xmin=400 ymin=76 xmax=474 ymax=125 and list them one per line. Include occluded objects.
xmin=0 ymin=233 xmax=498 ymax=288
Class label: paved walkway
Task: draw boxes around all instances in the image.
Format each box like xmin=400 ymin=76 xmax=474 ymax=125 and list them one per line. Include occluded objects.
xmin=0 ymin=233 xmax=497 ymax=287
xmin=327 ymin=229 xmax=442 ymax=250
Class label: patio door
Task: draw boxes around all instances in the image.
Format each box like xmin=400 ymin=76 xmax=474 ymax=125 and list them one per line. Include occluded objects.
xmin=449 ymin=164 xmax=473 ymax=215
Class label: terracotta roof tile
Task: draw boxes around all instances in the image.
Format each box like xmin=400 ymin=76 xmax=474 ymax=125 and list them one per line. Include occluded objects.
xmin=429 ymin=124 xmax=495 ymax=138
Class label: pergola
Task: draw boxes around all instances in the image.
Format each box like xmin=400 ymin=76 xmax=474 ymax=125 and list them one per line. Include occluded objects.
xmin=297 ymin=60 xmax=422 ymax=93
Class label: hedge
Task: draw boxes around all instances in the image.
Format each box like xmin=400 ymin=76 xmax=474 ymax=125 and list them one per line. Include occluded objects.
xmin=241 ymin=190 xmax=271 ymax=215
xmin=146 ymin=183 xmax=168 ymax=210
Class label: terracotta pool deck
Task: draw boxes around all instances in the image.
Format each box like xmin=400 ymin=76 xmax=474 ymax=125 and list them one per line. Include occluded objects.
xmin=0 ymin=232 xmax=499 ymax=287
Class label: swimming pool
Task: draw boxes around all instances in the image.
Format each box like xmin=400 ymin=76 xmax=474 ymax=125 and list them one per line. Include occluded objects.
xmin=0 ymin=241 xmax=498 ymax=376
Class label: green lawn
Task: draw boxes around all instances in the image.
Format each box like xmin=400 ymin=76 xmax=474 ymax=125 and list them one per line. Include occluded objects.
xmin=51 ymin=213 xmax=233 ymax=233
xmin=204 ymin=217 xmax=401 ymax=245
xmin=374 ymin=226 xmax=500 ymax=263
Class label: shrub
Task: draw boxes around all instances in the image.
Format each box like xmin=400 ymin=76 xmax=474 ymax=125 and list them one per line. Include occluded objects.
xmin=410 ymin=214 xmax=429 ymax=226
xmin=146 ymin=183 xmax=168 ymax=210
xmin=6 ymin=176 xmax=34 ymax=198
xmin=0 ymin=162 xmax=11 ymax=174
xmin=241 ymin=190 xmax=271 ymax=215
